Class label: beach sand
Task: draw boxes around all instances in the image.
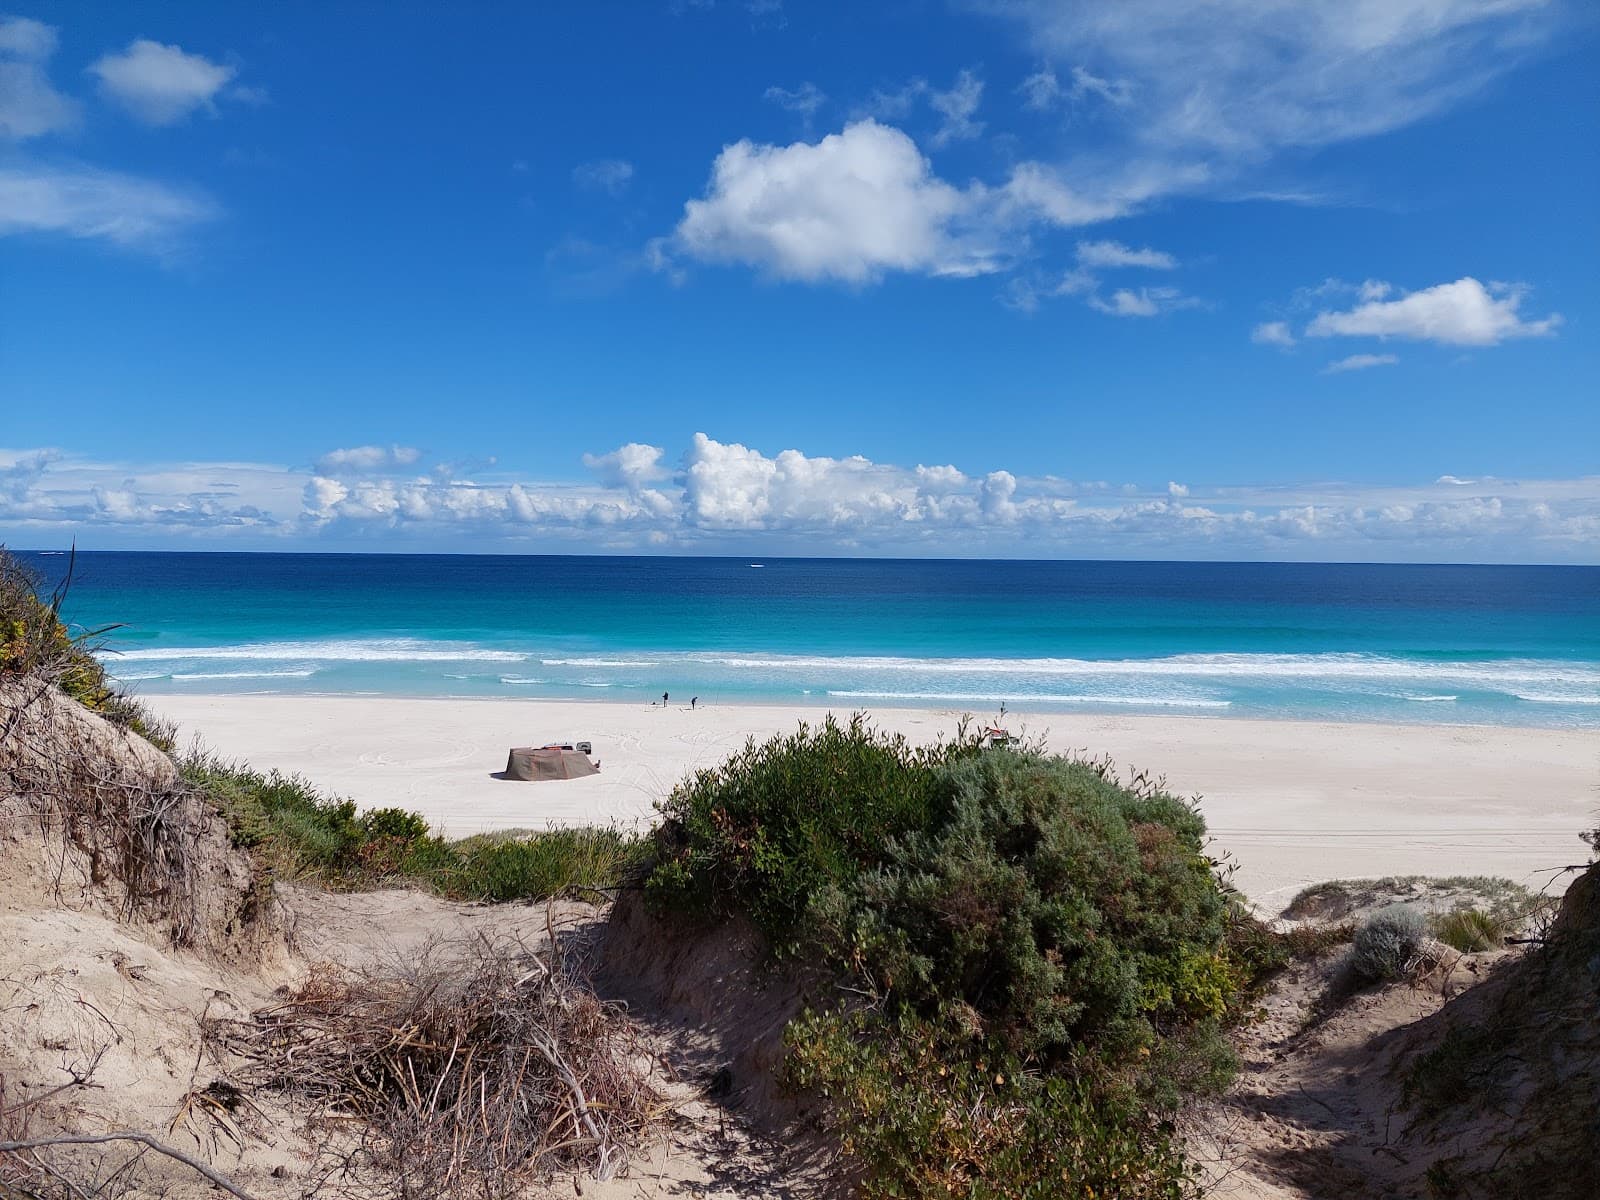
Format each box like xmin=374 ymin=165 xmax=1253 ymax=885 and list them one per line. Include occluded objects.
xmin=149 ymin=695 xmax=1597 ymax=913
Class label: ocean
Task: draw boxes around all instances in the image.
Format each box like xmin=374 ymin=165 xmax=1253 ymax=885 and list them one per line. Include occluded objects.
xmin=18 ymin=551 xmax=1600 ymax=728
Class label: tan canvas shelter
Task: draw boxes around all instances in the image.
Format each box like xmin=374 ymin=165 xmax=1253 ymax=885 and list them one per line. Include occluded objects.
xmin=504 ymin=746 xmax=598 ymax=781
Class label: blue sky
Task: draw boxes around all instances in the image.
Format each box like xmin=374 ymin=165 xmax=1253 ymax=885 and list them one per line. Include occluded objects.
xmin=2 ymin=0 xmax=1597 ymax=560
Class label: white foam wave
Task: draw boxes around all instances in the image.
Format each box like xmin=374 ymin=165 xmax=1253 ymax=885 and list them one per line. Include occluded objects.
xmin=111 ymin=670 xmax=172 ymax=681
xmin=700 ymin=652 xmax=1600 ymax=687
xmin=499 ymin=676 xmax=547 ymax=686
xmin=825 ymin=690 xmax=1231 ymax=709
xmin=1381 ymin=692 xmax=1459 ymax=703
xmin=1513 ymin=693 xmax=1600 ymax=705
xmin=114 ymin=638 xmax=525 ymax=663
xmin=170 ymin=669 xmax=320 ymax=681
xmin=540 ymin=658 xmax=659 ymax=668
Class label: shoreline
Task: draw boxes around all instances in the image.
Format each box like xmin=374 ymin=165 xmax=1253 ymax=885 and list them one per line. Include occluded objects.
xmin=123 ymin=681 xmax=1600 ymax=731
xmin=147 ymin=694 xmax=1598 ymax=914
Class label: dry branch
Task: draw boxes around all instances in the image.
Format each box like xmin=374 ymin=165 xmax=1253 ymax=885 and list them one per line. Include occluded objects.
xmin=0 ymin=1131 xmax=257 ymax=1199
xmin=208 ymin=921 xmax=660 ymax=1197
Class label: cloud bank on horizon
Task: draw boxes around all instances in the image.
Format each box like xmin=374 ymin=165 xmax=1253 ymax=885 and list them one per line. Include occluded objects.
xmin=3 ymin=439 xmax=1596 ymax=563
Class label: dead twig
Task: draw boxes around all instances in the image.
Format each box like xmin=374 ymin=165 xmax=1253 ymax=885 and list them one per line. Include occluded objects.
xmin=0 ymin=1131 xmax=258 ymax=1199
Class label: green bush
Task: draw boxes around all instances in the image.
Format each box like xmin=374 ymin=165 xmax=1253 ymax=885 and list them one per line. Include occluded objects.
xmin=647 ymin=713 xmax=977 ymax=946
xmin=645 ymin=718 xmax=1253 ymax=1196
xmin=181 ymin=750 xmax=638 ymax=900
xmin=1350 ymin=905 xmax=1427 ymax=982
xmin=1432 ymin=907 xmax=1503 ymax=953
xmin=450 ymin=827 xmax=643 ymax=902
xmin=838 ymin=751 xmax=1229 ymax=1065
xmin=786 ymin=1007 xmax=1193 ymax=1200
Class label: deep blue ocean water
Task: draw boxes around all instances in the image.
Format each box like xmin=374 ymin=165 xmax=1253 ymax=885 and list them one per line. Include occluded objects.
xmin=17 ymin=551 xmax=1600 ymax=727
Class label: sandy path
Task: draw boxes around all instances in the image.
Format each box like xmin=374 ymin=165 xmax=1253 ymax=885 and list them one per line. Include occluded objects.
xmin=149 ymin=696 xmax=1598 ymax=913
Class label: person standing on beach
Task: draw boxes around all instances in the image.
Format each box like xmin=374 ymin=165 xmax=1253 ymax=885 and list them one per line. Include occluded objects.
xmin=662 ymin=691 xmax=669 ymax=707
xmin=691 ymin=696 xmax=698 ymax=710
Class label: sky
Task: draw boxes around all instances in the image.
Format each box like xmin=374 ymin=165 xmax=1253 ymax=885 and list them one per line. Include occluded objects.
xmin=1 ymin=0 xmax=1597 ymax=562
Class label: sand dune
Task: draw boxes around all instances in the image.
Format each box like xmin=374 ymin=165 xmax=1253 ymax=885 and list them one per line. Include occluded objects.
xmin=149 ymin=695 xmax=1597 ymax=912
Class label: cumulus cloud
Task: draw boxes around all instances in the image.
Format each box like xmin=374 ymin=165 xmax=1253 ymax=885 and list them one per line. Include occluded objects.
xmin=572 ymin=158 xmax=634 ymax=196
xmin=90 ymin=39 xmax=237 ymax=125
xmin=1324 ymin=352 xmax=1399 ymax=374
xmin=582 ymin=442 xmax=668 ymax=490
xmin=1251 ymin=320 xmax=1296 ymax=348
xmin=0 ymin=163 xmax=217 ymax=250
xmin=666 ymin=120 xmax=1003 ymax=283
xmin=0 ymin=15 xmax=78 ymax=139
xmin=4 ymin=441 xmax=1598 ymax=560
xmin=1305 ymin=277 xmax=1561 ymax=346
xmin=313 ymin=445 xmax=423 ymax=474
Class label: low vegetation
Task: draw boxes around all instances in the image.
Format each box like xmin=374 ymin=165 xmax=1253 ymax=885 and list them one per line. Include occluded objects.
xmin=1431 ymin=906 xmax=1505 ymax=953
xmin=182 ymin=750 xmax=642 ymax=901
xmin=1349 ymin=905 xmax=1428 ymax=983
xmin=1 ymin=547 xmax=175 ymax=751
xmin=644 ymin=715 xmax=1281 ymax=1198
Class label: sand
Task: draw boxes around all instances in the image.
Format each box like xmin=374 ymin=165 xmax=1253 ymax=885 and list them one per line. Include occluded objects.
xmin=148 ymin=695 xmax=1598 ymax=912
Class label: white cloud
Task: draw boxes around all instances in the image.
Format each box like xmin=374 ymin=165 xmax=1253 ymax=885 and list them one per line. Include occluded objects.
xmin=4 ymin=442 xmax=1598 ymax=560
xmin=582 ymin=443 xmax=668 ymax=490
xmin=1088 ymin=286 xmax=1194 ymax=318
xmin=89 ymin=39 xmax=236 ymax=126
xmin=1016 ymin=68 xmax=1060 ymax=111
xmin=667 ymin=120 xmax=1003 ymax=283
xmin=976 ymin=0 xmax=1558 ymax=213
xmin=314 ymin=445 xmax=423 ymax=474
xmin=572 ymin=158 xmax=634 ymax=196
xmin=861 ymin=69 xmax=986 ymax=148
xmin=1324 ymin=352 xmax=1399 ymax=373
xmin=1075 ymin=239 xmax=1176 ymax=270
xmin=1251 ymin=320 xmax=1296 ymax=348
xmin=0 ymin=163 xmax=216 ymax=250
xmin=1305 ymin=277 xmax=1561 ymax=346
xmin=763 ymin=81 xmax=826 ymax=122
xmin=0 ymin=15 xmax=78 ymax=140
xmin=1066 ymin=65 xmax=1133 ymax=108
xmin=927 ymin=69 xmax=985 ymax=147
xmin=0 ymin=14 xmax=54 ymax=58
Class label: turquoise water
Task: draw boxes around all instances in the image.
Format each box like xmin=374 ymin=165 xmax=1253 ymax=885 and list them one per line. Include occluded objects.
xmin=22 ymin=552 xmax=1600 ymax=727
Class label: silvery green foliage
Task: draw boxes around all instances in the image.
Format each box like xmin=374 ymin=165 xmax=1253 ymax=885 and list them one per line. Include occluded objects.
xmin=1351 ymin=904 xmax=1427 ymax=982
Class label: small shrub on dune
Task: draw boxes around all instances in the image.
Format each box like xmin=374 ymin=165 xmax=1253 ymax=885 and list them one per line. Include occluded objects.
xmin=1 ymin=546 xmax=174 ymax=750
xmin=1350 ymin=905 xmax=1427 ymax=982
xmin=1432 ymin=907 xmax=1504 ymax=953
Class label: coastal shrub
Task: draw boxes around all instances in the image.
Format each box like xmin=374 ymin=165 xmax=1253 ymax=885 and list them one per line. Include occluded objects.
xmin=0 ymin=546 xmax=174 ymax=750
xmin=786 ymin=1007 xmax=1193 ymax=1199
xmin=837 ymin=750 xmax=1229 ymax=1065
xmin=1350 ymin=905 xmax=1428 ymax=982
xmin=181 ymin=749 xmax=639 ymax=899
xmin=646 ymin=719 xmax=1251 ymax=1195
xmin=646 ymin=713 xmax=980 ymax=946
xmin=449 ymin=826 xmax=644 ymax=902
xmin=1432 ymin=907 xmax=1504 ymax=953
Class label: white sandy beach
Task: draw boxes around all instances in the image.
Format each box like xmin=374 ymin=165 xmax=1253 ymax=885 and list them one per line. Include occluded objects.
xmin=149 ymin=695 xmax=1598 ymax=913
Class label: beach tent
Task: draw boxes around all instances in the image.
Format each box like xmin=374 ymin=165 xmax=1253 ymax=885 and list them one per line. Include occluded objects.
xmin=504 ymin=746 xmax=598 ymax=781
